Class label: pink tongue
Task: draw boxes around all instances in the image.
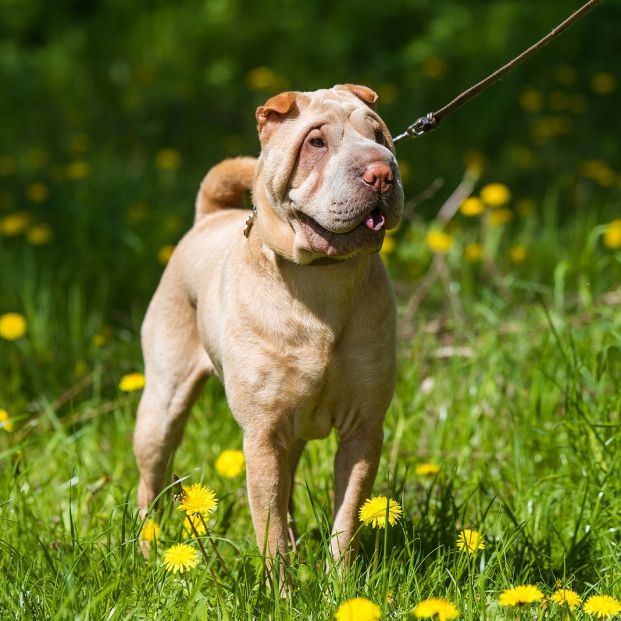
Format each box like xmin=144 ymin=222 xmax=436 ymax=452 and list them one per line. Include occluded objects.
xmin=365 ymin=210 xmax=385 ymax=231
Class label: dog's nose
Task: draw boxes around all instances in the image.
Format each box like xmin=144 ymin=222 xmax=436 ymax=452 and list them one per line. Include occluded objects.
xmin=362 ymin=162 xmax=394 ymax=193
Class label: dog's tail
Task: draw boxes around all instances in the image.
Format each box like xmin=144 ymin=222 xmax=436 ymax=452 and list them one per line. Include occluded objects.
xmin=195 ymin=156 xmax=257 ymax=223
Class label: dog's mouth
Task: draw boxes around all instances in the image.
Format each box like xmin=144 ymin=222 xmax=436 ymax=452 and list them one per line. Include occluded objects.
xmin=294 ymin=207 xmax=386 ymax=257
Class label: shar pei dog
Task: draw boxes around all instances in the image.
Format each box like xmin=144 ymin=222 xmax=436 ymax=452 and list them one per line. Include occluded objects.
xmin=134 ymin=84 xmax=404 ymax=564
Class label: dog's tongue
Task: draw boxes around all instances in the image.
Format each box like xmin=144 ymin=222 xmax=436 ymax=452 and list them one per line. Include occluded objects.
xmin=365 ymin=209 xmax=385 ymax=231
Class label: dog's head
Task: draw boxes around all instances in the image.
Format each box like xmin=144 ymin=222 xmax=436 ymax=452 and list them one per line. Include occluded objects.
xmin=253 ymin=84 xmax=404 ymax=264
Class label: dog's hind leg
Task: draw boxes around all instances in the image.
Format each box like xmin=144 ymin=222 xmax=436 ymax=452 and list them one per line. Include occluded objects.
xmin=133 ymin=277 xmax=212 ymax=519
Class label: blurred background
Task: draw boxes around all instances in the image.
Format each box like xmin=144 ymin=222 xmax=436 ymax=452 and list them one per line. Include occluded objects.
xmin=1 ymin=0 xmax=620 ymax=405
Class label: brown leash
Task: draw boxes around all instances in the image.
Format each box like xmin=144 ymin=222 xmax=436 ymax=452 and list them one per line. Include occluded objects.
xmin=392 ymin=0 xmax=604 ymax=145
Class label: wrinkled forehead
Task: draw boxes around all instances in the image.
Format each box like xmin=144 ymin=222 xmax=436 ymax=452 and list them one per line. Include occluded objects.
xmin=298 ymin=88 xmax=388 ymax=136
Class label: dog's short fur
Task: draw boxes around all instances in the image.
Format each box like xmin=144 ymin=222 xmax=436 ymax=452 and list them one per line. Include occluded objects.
xmin=133 ymin=84 xmax=404 ymax=562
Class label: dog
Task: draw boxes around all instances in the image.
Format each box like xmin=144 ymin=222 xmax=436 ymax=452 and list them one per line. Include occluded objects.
xmin=133 ymin=83 xmax=404 ymax=564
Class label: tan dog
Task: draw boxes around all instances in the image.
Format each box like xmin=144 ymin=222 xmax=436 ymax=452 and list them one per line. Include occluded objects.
xmin=133 ymin=84 xmax=404 ymax=563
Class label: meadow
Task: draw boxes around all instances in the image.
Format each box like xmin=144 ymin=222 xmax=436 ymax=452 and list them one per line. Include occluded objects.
xmin=2 ymin=1 xmax=621 ymax=618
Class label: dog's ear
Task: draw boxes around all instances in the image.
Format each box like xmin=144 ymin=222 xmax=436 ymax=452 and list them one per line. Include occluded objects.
xmin=340 ymin=84 xmax=379 ymax=110
xmin=256 ymin=91 xmax=297 ymax=137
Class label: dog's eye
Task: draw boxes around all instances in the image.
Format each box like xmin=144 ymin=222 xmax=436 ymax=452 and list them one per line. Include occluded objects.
xmin=309 ymin=137 xmax=326 ymax=148
xmin=374 ymin=130 xmax=385 ymax=145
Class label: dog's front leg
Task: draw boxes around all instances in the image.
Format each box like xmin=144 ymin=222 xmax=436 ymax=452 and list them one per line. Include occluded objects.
xmin=330 ymin=422 xmax=383 ymax=564
xmin=243 ymin=429 xmax=292 ymax=564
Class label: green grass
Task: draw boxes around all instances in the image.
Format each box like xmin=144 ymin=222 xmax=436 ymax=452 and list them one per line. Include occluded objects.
xmin=2 ymin=258 xmax=621 ymax=618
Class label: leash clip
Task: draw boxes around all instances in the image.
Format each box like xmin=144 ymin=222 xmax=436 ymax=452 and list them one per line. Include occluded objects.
xmin=392 ymin=112 xmax=439 ymax=144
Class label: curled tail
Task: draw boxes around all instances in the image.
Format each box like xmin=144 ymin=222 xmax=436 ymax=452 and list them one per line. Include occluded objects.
xmin=194 ymin=156 xmax=257 ymax=223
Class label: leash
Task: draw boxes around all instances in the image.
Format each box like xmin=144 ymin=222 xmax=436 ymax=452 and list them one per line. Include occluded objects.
xmin=392 ymin=0 xmax=604 ymax=145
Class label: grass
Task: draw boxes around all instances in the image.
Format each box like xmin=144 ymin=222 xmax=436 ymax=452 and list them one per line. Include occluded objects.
xmin=2 ymin=178 xmax=621 ymax=618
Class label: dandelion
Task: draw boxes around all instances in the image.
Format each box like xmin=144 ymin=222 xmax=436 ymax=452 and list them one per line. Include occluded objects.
xmin=464 ymin=243 xmax=483 ymax=263
xmin=426 ymin=230 xmax=454 ymax=254
xmin=499 ymin=585 xmax=544 ymax=607
xmin=118 ymin=372 xmax=145 ymax=392
xmin=246 ymin=66 xmax=281 ymax=91
xmin=157 ymin=244 xmax=175 ymax=265
xmin=397 ymin=160 xmax=412 ymax=184
xmin=416 ymin=463 xmax=440 ymax=476
xmin=0 ymin=212 xmax=31 ymax=236
xmin=334 ymin=597 xmax=381 ymax=621
xmin=480 ymin=183 xmax=511 ymax=207
xmin=215 ymin=449 xmax=245 ymax=478
xmin=0 ymin=409 xmax=14 ymax=433
xmin=178 ymin=483 xmax=218 ymax=517
xmin=359 ymin=496 xmax=402 ymax=528
xmin=509 ymin=245 xmax=528 ymax=264
xmin=519 ymin=88 xmax=543 ymax=113
xmin=487 ymin=208 xmax=513 ymax=227
xmin=162 ymin=543 xmax=199 ymax=574
xmin=140 ymin=518 xmax=160 ymax=543
xmin=27 ymin=224 xmax=53 ymax=245
xmin=555 ymin=64 xmax=577 ymax=86
xmin=551 ymin=589 xmax=581 ymax=610
xmin=456 ymin=529 xmax=485 ymax=553
xmin=0 ymin=312 xmax=27 ymax=340
xmin=579 ymin=160 xmax=615 ymax=187
xmin=460 ymin=197 xmax=485 ymax=217
xmin=413 ymin=597 xmax=459 ymax=621
xmin=126 ymin=201 xmax=150 ymax=224
xmin=66 ymin=160 xmax=91 ymax=180
xmin=26 ymin=182 xmax=49 ymax=203
xmin=603 ymin=220 xmax=621 ymax=249
xmin=155 ymin=148 xmax=181 ymax=170
xmin=583 ymin=595 xmax=621 ymax=618
xmin=183 ymin=515 xmax=207 ymax=538
xmin=591 ymin=72 xmax=616 ymax=95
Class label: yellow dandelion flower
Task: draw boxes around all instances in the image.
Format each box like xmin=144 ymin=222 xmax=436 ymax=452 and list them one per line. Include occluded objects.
xmin=157 ymin=244 xmax=175 ymax=265
xmin=426 ymin=230 xmax=454 ymax=254
xmin=519 ymin=88 xmax=543 ymax=113
xmin=499 ymin=585 xmax=544 ymax=607
xmin=397 ymin=160 xmax=412 ymax=184
xmin=66 ymin=160 xmax=91 ymax=180
xmin=215 ymin=449 xmax=245 ymax=478
xmin=413 ymin=597 xmax=459 ymax=621
xmin=0 ymin=212 xmax=31 ymax=236
xmin=460 ymin=197 xmax=485 ymax=217
xmin=140 ymin=518 xmax=160 ymax=543
xmin=183 ymin=515 xmax=207 ymax=538
xmin=155 ymin=148 xmax=181 ymax=170
xmin=246 ymin=66 xmax=281 ymax=91
xmin=464 ymin=242 xmax=483 ymax=263
xmin=162 ymin=543 xmax=199 ymax=574
xmin=456 ymin=529 xmax=485 ymax=554
xmin=177 ymin=483 xmax=218 ymax=517
xmin=118 ymin=372 xmax=145 ymax=392
xmin=335 ymin=597 xmax=381 ymax=621
xmin=579 ymin=160 xmax=616 ymax=187
xmin=27 ymin=224 xmax=53 ymax=245
xmin=359 ymin=496 xmax=402 ymax=528
xmin=480 ymin=183 xmax=511 ymax=207
xmin=26 ymin=182 xmax=49 ymax=203
xmin=487 ymin=208 xmax=513 ymax=227
xmin=584 ymin=595 xmax=621 ymax=618
xmin=380 ymin=233 xmax=396 ymax=259
xmin=126 ymin=201 xmax=150 ymax=224
xmin=415 ymin=463 xmax=440 ymax=476
xmin=603 ymin=220 xmax=621 ymax=249
xmin=509 ymin=245 xmax=528 ymax=264
xmin=0 ymin=313 xmax=27 ymax=340
xmin=591 ymin=72 xmax=616 ymax=95
xmin=0 ymin=156 xmax=15 ymax=176
xmin=377 ymin=83 xmax=398 ymax=105
xmin=551 ymin=589 xmax=581 ymax=609
xmin=0 ymin=409 xmax=14 ymax=433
